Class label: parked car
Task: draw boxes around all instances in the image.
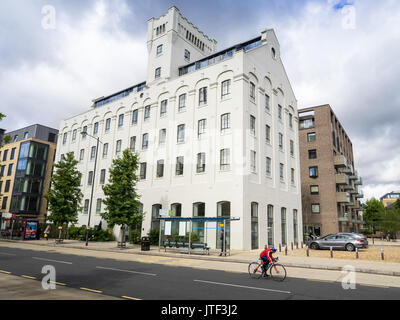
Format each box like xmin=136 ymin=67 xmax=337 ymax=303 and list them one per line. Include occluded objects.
xmin=307 ymin=233 xmax=368 ymax=251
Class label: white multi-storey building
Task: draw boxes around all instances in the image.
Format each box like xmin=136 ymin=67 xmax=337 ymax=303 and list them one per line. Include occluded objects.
xmin=56 ymin=6 xmax=302 ymax=250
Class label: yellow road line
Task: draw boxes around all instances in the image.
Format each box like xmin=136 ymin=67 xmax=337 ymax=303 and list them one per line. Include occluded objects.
xmin=21 ymin=275 xmax=36 ymax=280
xmin=80 ymin=287 xmax=103 ymax=294
xmin=50 ymin=281 xmax=67 ymax=286
xmin=121 ymin=296 xmax=142 ymax=300
xmin=306 ymin=279 xmax=334 ymax=283
xmin=0 ymin=270 xmax=11 ymax=274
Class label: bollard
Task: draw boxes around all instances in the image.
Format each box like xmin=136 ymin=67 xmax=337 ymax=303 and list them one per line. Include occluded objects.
xmin=381 ymin=249 xmax=384 ymax=261
xmin=356 ymin=248 xmax=359 ymax=259
xmin=279 ymin=244 xmax=282 ymax=252
xmin=301 ymin=241 xmax=304 ymax=249
xmin=330 ymin=247 xmax=333 ymax=258
xmin=296 ymin=242 xmax=299 ymax=249
xmin=285 ymin=246 xmax=288 ymax=256
xmin=306 ymin=246 xmax=309 ymax=257
xmin=291 ymin=242 xmax=293 ymax=251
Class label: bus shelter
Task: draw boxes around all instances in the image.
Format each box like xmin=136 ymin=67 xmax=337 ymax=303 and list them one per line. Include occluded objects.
xmin=156 ymin=216 xmax=240 ymax=256
xmin=0 ymin=216 xmax=39 ymax=241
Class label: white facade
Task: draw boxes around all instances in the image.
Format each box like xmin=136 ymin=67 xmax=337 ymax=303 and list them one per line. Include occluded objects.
xmin=56 ymin=6 xmax=302 ymax=250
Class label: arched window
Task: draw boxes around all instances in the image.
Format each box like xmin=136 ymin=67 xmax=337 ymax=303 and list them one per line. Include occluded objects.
xmin=151 ymin=204 xmax=162 ymax=231
xmin=251 ymin=202 xmax=259 ymax=250
xmin=281 ymin=207 xmax=287 ymax=246
xmin=267 ymin=205 xmax=274 ymax=246
xmin=216 ymin=201 xmax=231 ymax=249
xmin=193 ymin=202 xmax=205 ymax=242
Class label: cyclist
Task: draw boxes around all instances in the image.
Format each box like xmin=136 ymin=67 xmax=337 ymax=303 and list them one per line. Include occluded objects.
xmin=259 ymin=245 xmax=277 ymax=276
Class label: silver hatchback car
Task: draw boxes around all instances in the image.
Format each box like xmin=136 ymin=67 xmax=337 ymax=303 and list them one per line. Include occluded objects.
xmin=308 ymin=233 xmax=368 ymax=251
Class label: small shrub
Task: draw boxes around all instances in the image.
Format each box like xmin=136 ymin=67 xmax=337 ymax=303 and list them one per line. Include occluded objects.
xmin=130 ymin=229 xmax=141 ymax=244
xmin=148 ymin=229 xmax=159 ymax=245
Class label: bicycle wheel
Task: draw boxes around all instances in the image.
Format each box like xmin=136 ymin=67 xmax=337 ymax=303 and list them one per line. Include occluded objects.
xmin=248 ymin=262 xmax=264 ymax=279
xmin=269 ymin=263 xmax=286 ymax=281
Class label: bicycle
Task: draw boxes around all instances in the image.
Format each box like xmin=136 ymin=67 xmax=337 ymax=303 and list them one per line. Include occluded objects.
xmin=248 ymin=257 xmax=286 ymax=281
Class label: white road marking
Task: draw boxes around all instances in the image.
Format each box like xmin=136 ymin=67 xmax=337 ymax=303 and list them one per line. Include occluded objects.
xmin=95 ymin=266 xmax=157 ymax=277
xmin=194 ymin=279 xmax=292 ymax=294
xmin=0 ymin=252 xmax=16 ymax=256
xmin=32 ymin=257 xmax=73 ymax=265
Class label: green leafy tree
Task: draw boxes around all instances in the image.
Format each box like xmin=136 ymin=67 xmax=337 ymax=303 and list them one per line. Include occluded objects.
xmin=44 ymin=152 xmax=83 ymax=228
xmin=101 ymin=149 xmax=143 ymax=242
xmin=363 ymin=198 xmax=385 ymax=233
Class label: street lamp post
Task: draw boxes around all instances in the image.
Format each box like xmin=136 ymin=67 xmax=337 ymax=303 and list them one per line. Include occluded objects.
xmin=81 ymin=131 xmax=100 ymax=246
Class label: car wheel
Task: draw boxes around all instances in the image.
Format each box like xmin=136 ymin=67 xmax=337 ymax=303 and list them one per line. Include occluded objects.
xmin=345 ymin=243 xmax=355 ymax=252
xmin=310 ymin=242 xmax=319 ymax=250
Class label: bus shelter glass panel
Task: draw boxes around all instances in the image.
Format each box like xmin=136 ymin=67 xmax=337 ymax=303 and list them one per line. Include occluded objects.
xmin=192 ymin=202 xmax=205 ymax=242
xmin=151 ymin=204 xmax=162 ymax=231
xmin=216 ymin=201 xmax=230 ymax=249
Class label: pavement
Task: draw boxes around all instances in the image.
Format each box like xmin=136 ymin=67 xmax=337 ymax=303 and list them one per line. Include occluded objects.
xmin=1 ymin=238 xmax=399 ymax=279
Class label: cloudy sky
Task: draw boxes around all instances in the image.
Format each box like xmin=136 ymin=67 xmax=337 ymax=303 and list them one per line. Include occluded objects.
xmin=1 ymin=0 xmax=399 ymax=201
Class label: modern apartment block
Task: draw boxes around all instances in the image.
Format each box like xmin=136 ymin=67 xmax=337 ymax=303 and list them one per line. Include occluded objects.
xmin=380 ymin=191 xmax=400 ymax=208
xmin=298 ymin=104 xmax=364 ymax=236
xmin=56 ymin=6 xmax=302 ymax=250
xmin=0 ymin=124 xmax=58 ymax=222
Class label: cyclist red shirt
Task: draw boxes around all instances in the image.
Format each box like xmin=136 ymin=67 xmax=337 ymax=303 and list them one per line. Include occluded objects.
xmin=260 ymin=248 xmax=274 ymax=263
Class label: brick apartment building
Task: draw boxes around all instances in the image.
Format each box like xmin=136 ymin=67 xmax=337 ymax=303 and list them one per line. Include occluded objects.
xmin=298 ymin=104 xmax=364 ymax=236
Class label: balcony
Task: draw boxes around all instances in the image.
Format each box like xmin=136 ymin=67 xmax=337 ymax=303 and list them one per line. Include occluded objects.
xmin=337 ymin=192 xmax=351 ymax=203
xmin=338 ymin=212 xmax=349 ymax=222
xmin=334 ymin=155 xmax=347 ymax=168
xmin=342 ymin=165 xmax=354 ymax=174
xmin=355 ymin=192 xmax=364 ymax=199
xmin=355 ymin=177 xmax=363 ymax=185
xmin=335 ymin=173 xmax=349 ymax=185
xmin=349 ymin=174 xmax=358 ymax=180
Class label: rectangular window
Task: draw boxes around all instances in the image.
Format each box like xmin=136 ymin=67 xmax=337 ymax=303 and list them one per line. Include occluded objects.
xmin=144 ymin=106 xmax=151 ymax=120
xmin=132 ymin=109 xmax=138 ymax=125
xmin=105 ymin=118 xmax=111 ymax=132
xmin=308 ymin=149 xmax=317 ymax=159
xmin=7 ymin=164 xmax=13 ymax=176
xmin=102 ymin=143 xmax=108 ymax=158
xmin=198 ymin=119 xmax=206 ymax=138
xmin=290 ymin=140 xmax=294 ymax=156
xmin=221 ymin=80 xmax=231 ymax=98
xmin=72 ymin=129 xmax=77 ymax=142
xmin=279 ymin=133 xmax=283 ymax=150
xmin=116 ymin=139 xmax=122 ymax=154
xmin=280 ymin=163 xmax=284 ymax=181
xmin=178 ymin=94 xmax=186 ymax=111
xmin=184 ymin=49 xmax=190 ymax=61
xmin=10 ymin=148 xmax=16 ymax=160
xmin=278 ymin=105 xmax=283 ymax=120
xmin=300 ymin=118 xmax=315 ymax=129
xmin=140 ymin=163 xmax=147 ymax=180
xmin=310 ymin=185 xmax=319 ymax=194
xmin=142 ymin=134 xmax=149 ymax=149
xmin=158 ymin=129 xmax=166 ymax=146
xmin=90 ymin=146 xmax=96 ymax=160
xmin=79 ymin=149 xmax=85 ymax=161
xmin=250 ymin=150 xmax=256 ymax=173
xmin=176 ymin=156 xmax=184 ymax=176
xmin=266 ymin=157 xmax=272 ymax=177
xmin=250 ymin=82 xmax=255 ymax=100
xmin=291 ymin=168 xmax=295 ymax=184
xmin=312 ymin=203 xmax=320 ymax=214
xmin=160 ymin=99 xmax=167 ymax=116
xmin=266 ymin=125 xmax=271 ymax=143
xmin=83 ymin=199 xmax=89 ymax=214
xmin=0 ymin=165 xmax=5 ymax=177
xmin=93 ymin=122 xmax=99 ymax=135
xmin=130 ymin=136 xmax=136 ymax=152
xmin=220 ymin=149 xmax=230 ymax=171
xmin=4 ymin=180 xmax=10 ymax=193
xmin=196 ymin=153 xmax=206 ymax=173
xmin=307 ymin=132 xmax=316 ymax=142
xmin=1 ymin=197 xmax=8 ymax=210
xmin=177 ymin=124 xmax=185 ymax=143
xmin=250 ymin=115 xmax=256 ymax=136
xmin=221 ymin=113 xmax=230 ymax=132
xmin=309 ymin=166 xmax=318 ymax=178
xmin=155 ymin=67 xmax=161 ymax=79
xmin=265 ymin=94 xmax=270 ymax=112
xmin=118 ymin=114 xmax=124 ymax=128
xmin=100 ymin=169 xmax=106 ymax=185
xmin=156 ymin=160 xmax=164 ymax=178
xmin=96 ymin=199 xmax=102 ymax=215
xmin=88 ymin=171 xmax=93 ymax=186
xmin=199 ymin=87 xmax=207 ymax=105
xmin=2 ymin=150 xmax=8 ymax=161
xmin=156 ymin=44 xmax=163 ymax=56
xmin=289 ymin=113 xmax=293 ymax=128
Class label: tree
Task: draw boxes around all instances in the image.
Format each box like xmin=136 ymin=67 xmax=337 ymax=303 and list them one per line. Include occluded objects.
xmin=363 ymin=198 xmax=385 ymax=233
xmin=44 ymin=152 xmax=83 ymax=227
xmin=101 ymin=149 xmax=143 ymax=242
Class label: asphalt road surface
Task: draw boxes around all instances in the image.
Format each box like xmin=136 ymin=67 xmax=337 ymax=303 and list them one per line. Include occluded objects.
xmin=0 ymin=246 xmax=399 ymax=300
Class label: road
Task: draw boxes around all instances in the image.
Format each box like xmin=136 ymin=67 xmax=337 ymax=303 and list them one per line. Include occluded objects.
xmin=0 ymin=246 xmax=399 ymax=300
